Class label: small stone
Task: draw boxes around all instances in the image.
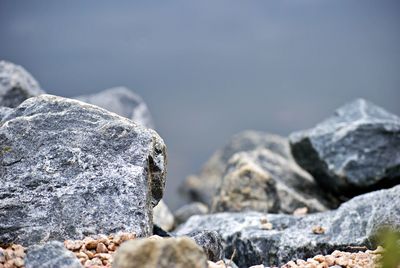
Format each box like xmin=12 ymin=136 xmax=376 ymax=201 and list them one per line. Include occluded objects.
xmin=3 ymin=249 xmax=14 ymax=261
xmin=64 ymin=240 xmax=84 ymax=251
xmin=76 ymin=252 xmax=88 ymax=260
xmin=313 ymin=255 xmax=325 ymax=263
xmin=4 ymin=261 xmax=14 ymax=268
xmin=13 ymin=257 xmax=24 ymax=267
xmin=293 ymin=207 xmax=308 ymax=216
xmin=107 ymin=243 xmax=117 ymax=251
xmin=260 ymin=222 xmax=273 ymax=230
xmin=96 ymin=242 xmax=108 ymax=253
xmin=312 ymin=225 xmax=325 ymax=234
xmin=84 ymin=239 xmax=98 ymax=250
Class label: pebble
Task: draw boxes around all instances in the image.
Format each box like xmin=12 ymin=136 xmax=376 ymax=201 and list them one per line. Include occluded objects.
xmin=281 ymin=248 xmax=385 ymax=268
xmin=311 ymin=225 xmax=326 ymax=234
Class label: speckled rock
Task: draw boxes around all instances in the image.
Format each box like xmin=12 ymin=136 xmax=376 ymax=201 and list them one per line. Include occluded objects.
xmin=113 ymin=237 xmax=208 ymax=268
xmin=0 ymin=60 xmax=44 ymax=108
xmin=176 ymin=185 xmax=400 ymax=267
xmin=25 ymin=241 xmax=82 ymax=268
xmin=0 ymin=106 xmax=13 ymax=121
xmin=186 ymin=230 xmax=223 ymax=262
xmin=175 ymin=202 xmax=209 ymax=225
xmin=290 ymin=99 xmax=400 ymax=197
xmin=75 ymin=87 xmax=154 ymax=129
xmin=181 ymin=131 xmax=298 ymax=206
xmin=0 ymin=95 xmax=167 ymax=246
xmin=211 ymin=148 xmax=335 ymax=214
xmin=153 ymin=200 xmax=175 ymax=231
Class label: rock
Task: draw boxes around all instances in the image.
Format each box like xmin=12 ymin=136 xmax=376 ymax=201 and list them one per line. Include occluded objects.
xmin=25 ymin=241 xmax=82 ymax=268
xmin=176 ymin=185 xmax=400 ymax=267
xmin=153 ymin=225 xmax=172 ymax=238
xmin=181 ymin=131 xmax=295 ymax=206
xmin=175 ymin=202 xmax=209 ymax=225
xmin=153 ymin=200 xmax=175 ymax=231
xmin=0 ymin=107 xmax=13 ymax=121
xmin=0 ymin=95 xmax=167 ymax=246
xmin=186 ymin=230 xmax=223 ymax=262
xmin=290 ymin=98 xmax=400 ymax=197
xmin=0 ymin=60 xmax=44 ymax=108
xmin=113 ymin=236 xmax=208 ymax=268
xmin=208 ymin=259 xmax=239 ymax=268
xmin=211 ymin=148 xmax=336 ymax=214
xmin=74 ymin=87 xmax=154 ymax=128
xmin=281 ymin=248 xmax=385 ymax=268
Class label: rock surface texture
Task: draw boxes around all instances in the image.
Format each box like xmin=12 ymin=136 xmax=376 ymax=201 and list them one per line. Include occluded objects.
xmin=290 ymin=98 xmax=400 ymax=197
xmin=174 ymin=202 xmax=209 ymax=225
xmin=75 ymin=87 xmax=154 ymax=129
xmin=211 ymin=148 xmax=335 ymax=214
xmin=176 ymin=185 xmax=400 ymax=267
xmin=0 ymin=60 xmax=44 ymax=108
xmin=186 ymin=230 xmax=223 ymax=262
xmin=113 ymin=237 xmax=208 ymax=268
xmin=0 ymin=95 xmax=167 ymax=246
xmin=25 ymin=241 xmax=82 ymax=268
xmin=182 ymin=131 xmax=306 ymax=206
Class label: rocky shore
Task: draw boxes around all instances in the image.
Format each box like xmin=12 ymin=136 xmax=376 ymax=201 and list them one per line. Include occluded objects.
xmin=0 ymin=60 xmax=399 ymax=268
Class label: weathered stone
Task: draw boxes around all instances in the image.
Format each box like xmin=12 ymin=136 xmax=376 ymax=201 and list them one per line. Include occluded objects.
xmin=175 ymin=202 xmax=209 ymax=225
xmin=0 ymin=107 xmax=13 ymax=121
xmin=176 ymin=185 xmax=400 ymax=267
xmin=290 ymin=98 xmax=400 ymax=197
xmin=153 ymin=200 xmax=175 ymax=231
xmin=0 ymin=95 xmax=167 ymax=246
xmin=181 ymin=131 xmax=296 ymax=206
xmin=25 ymin=241 xmax=82 ymax=268
xmin=75 ymin=87 xmax=154 ymax=129
xmin=0 ymin=60 xmax=44 ymax=108
xmin=113 ymin=237 xmax=208 ymax=268
xmin=186 ymin=230 xmax=223 ymax=262
xmin=211 ymin=148 xmax=336 ymax=214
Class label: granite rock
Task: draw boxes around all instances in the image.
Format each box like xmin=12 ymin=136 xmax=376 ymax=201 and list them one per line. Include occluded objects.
xmin=176 ymin=185 xmax=400 ymax=267
xmin=0 ymin=60 xmax=44 ymax=108
xmin=25 ymin=241 xmax=82 ymax=268
xmin=182 ymin=131 xmax=296 ymax=206
xmin=75 ymin=87 xmax=154 ymax=129
xmin=290 ymin=99 xmax=400 ymax=197
xmin=186 ymin=230 xmax=223 ymax=262
xmin=113 ymin=237 xmax=208 ymax=268
xmin=174 ymin=202 xmax=209 ymax=225
xmin=211 ymin=148 xmax=335 ymax=213
xmin=0 ymin=95 xmax=167 ymax=246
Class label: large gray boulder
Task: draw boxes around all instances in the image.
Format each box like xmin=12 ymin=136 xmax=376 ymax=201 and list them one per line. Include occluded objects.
xmin=25 ymin=241 xmax=82 ymax=268
xmin=176 ymin=185 xmax=400 ymax=267
xmin=181 ymin=131 xmax=297 ymax=206
xmin=211 ymin=148 xmax=336 ymax=214
xmin=74 ymin=87 xmax=154 ymax=129
xmin=0 ymin=95 xmax=167 ymax=246
xmin=0 ymin=60 xmax=44 ymax=108
xmin=290 ymin=99 xmax=400 ymax=197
